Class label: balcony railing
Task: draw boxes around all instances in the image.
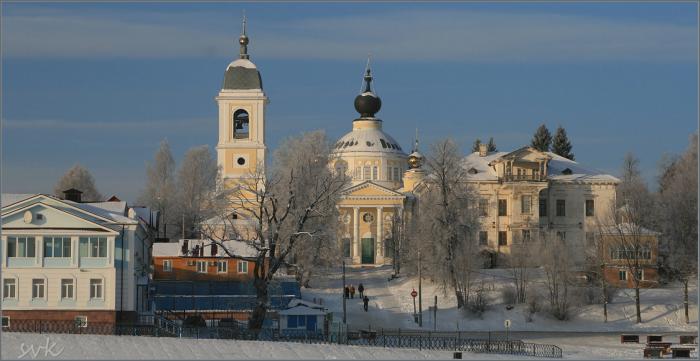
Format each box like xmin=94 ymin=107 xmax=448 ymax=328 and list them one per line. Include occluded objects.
xmin=503 ymin=174 xmax=545 ymax=182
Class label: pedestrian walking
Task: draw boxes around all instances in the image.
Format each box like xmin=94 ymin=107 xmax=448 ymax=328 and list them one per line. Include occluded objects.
xmin=358 ymin=283 xmax=364 ymax=298
xmin=363 ymin=296 xmax=369 ymax=312
xmin=344 ymin=286 xmax=349 ymax=299
xmin=350 ymin=285 xmax=355 ymax=299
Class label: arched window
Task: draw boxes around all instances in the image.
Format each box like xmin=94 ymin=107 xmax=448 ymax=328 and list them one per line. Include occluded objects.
xmin=372 ymin=166 xmax=378 ymax=180
xmin=233 ymin=109 xmax=250 ymax=139
xmin=363 ymin=166 xmax=371 ymax=180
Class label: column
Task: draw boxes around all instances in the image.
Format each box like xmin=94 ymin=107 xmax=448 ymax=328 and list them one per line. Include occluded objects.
xmin=376 ymin=207 xmax=383 ymax=264
xmin=353 ymin=207 xmax=360 ymax=264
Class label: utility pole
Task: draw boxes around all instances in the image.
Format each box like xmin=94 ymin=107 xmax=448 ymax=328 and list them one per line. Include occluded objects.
xmin=182 ymin=214 xmax=185 ymax=240
xmin=342 ymin=259 xmax=347 ymax=325
xmin=418 ymin=250 xmax=422 ymax=327
xmin=434 ymin=295 xmax=437 ymax=331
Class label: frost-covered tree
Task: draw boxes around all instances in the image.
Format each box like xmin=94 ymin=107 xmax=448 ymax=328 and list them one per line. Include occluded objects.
xmin=531 ymin=124 xmax=552 ymax=152
xmin=552 ymin=126 xmax=574 ymax=160
xmin=199 ymin=130 xmax=348 ymax=333
xmin=537 ymin=234 xmax=575 ymax=320
xmin=54 ymin=164 xmax=103 ymax=202
xmin=176 ymin=145 xmax=219 ymax=238
xmin=658 ymin=133 xmax=698 ymax=323
xmin=138 ymin=140 xmax=177 ymax=238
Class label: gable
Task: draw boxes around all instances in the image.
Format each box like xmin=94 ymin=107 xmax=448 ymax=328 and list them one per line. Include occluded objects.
xmin=497 ymin=146 xmax=550 ymax=163
xmin=2 ymin=194 xmax=121 ymax=224
xmin=341 ymin=181 xmax=405 ymax=198
xmin=2 ymin=203 xmax=117 ymax=234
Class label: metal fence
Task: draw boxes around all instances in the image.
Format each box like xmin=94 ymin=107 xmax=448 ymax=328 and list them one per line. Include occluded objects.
xmin=3 ymin=320 xmax=562 ymax=358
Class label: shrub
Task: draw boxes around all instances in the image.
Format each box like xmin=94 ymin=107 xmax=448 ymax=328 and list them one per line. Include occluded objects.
xmin=469 ymin=283 xmax=489 ymax=317
xmin=501 ymin=286 xmax=517 ymax=305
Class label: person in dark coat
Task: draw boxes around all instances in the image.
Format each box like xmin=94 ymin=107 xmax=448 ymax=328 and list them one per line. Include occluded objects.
xmin=344 ymin=286 xmax=349 ymax=299
xmin=350 ymin=285 xmax=356 ymax=299
xmin=363 ymin=296 xmax=369 ymax=312
xmin=358 ymin=283 xmax=365 ymax=298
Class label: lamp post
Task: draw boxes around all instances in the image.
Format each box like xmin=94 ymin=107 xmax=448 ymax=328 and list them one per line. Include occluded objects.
xmin=342 ymin=259 xmax=347 ymax=325
xmin=418 ymin=250 xmax=422 ymax=327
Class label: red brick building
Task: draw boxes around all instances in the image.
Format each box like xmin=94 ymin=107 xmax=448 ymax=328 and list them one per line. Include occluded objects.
xmin=599 ymin=223 xmax=660 ymax=288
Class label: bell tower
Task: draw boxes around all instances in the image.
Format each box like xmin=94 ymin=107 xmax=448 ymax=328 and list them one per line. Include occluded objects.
xmin=215 ymin=16 xmax=268 ymax=188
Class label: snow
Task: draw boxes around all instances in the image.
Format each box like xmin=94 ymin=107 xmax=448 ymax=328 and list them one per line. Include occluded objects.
xmin=227 ymin=59 xmax=257 ymax=70
xmin=279 ymin=305 xmax=327 ymax=316
xmin=152 ymin=239 xmax=258 ymax=258
xmin=333 ymin=129 xmax=406 ymax=155
xmin=0 ymin=333 xmax=453 ymax=360
xmin=1 ymin=193 xmax=36 ymax=207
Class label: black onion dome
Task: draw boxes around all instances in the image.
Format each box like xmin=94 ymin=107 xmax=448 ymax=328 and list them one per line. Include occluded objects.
xmin=354 ymin=67 xmax=381 ymax=118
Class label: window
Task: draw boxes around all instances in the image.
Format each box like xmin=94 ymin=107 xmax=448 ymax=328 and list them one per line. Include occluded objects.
xmin=521 ymin=230 xmax=531 ymax=242
xmin=288 ymin=315 xmax=297 ymax=328
xmin=498 ymin=199 xmax=507 ymax=216
xmin=610 ymin=245 xmax=651 ymax=260
xmin=478 ymin=231 xmax=488 ymax=246
xmin=233 ymin=109 xmax=249 ymax=139
xmin=363 ymin=166 xmax=371 ymax=180
xmin=237 ymin=260 xmax=249 ymax=274
xmin=79 ymin=237 xmax=107 ymax=258
xmin=3 ymin=279 xmax=16 ymax=299
xmin=387 ymin=166 xmax=393 ymax=181
xmin=498 ymin=231 xmax=507 ymax=246
xmin=585 ymin=200 xmax=595 ymax=217
xmin=217 ymin=260 xmax=228 ymax=273
xmin=7 ymin=236 xmax=36 ymax=257
xmin=521 ymin=195 xmax=532 ymax=214
xmin=556 ymin=199 xmax=566 ymax=217
xmin=634 ymin=269 xmax=644 ymax=280
xmin=372 ymin=166 xmax=378 ymax=180
xmin=61 ymin=279 xmax=74 ymax=300
xmin=343 ymin=238 xmax=351 ymax=257
xmin=618 ymin=270 xmax=627 ymax=281
xmin=393 ymin=167 xmax=400 ymax=182
xmin=1 ymin=316 xmax=9 ymax=328
xmin=478 ymin=199 xmax=489 ymax=217
xmin=32 ymin=279 xmax=45 ymax=299
xmin=354 ymin=167 xmax=361 ymax=179
xmin=90 ymin=279 xmax=103 ymax=299
xmin=539 ymin=198 xmax=547 ymax=217
xmin=556 ymin=231 xmax=566 ymax=242
xmin=74 ymin=316 xmax=88 ymax=328
xmin=44 ymin=237 xmax=71 ymax=258
xmin=163 ymin=260 xmax=172 ymax=272
xmin=196 ymin=261 xmax=207 ymax=273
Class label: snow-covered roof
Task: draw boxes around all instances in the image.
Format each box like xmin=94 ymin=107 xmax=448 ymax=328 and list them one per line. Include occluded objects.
xmin=333 ymin=128 xmax=407 ymax=156
xmin=152 ymin=238 xmax=258 ymax=258
xmin=1 ymin=193 xmax=35 ymax=207
xmin=279 ymin=305 xmax=327 ymax=316
xmin=288 ymin=299 xmax=325 ymax=310
xmin=227 ymin=58 xmax=257 ymax=70
xmin=460 ymin=150 xmax=619 ymax=184
xmin=67 ymin=200 xmax=134 ymax=223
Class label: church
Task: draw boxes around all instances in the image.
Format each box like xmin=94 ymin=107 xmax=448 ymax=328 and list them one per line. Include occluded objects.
xmin=215 ymin=21 xmax=619 ymax=268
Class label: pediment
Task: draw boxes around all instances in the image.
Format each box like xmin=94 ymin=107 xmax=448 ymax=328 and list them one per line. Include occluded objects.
xmin=492 ymin=146 xmax=551 ymax=164
xmin=2 ymin=202 xmax=117 ymax=234
xmin=341 ymin=181 xmax=405 ymax=198
xmin=2 ymin=194 xmax=116 ymax=224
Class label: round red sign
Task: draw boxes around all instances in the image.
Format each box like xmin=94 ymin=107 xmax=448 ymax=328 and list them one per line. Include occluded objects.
xmin=411 ymin=289 xmax=417 ymax=298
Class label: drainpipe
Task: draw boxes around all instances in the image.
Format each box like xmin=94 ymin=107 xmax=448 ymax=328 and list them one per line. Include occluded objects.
xmin=120 ymin=225 xmax=125 ymax=322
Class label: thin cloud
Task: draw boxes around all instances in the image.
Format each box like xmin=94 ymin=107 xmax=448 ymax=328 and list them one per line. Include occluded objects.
xmin=2 ymin=118 xmax=213 ymax=130
xmin=1 ymin=9 xmax=696 ymax=62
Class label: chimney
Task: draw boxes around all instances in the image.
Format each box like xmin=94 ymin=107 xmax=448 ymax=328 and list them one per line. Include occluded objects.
xmin=478 ymin=143 xmax=488 ymax=157
xmin=62 ymin=188 xmax=83 ymax=203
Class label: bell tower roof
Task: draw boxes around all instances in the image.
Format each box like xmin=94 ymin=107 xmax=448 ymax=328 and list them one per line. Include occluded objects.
xmin=222 ymin=15 xmax=263 ymax=90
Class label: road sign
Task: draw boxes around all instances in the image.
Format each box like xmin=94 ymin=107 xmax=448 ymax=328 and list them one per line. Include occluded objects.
xmin=411 ymin=289 xmax=418 ymax=298
xmin=504 ymin=319 xmax=511 ymax=328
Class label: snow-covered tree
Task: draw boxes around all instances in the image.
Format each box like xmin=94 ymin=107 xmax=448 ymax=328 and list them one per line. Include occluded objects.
xmin=53 ymin=164 xmax=103 ymax=202
xmin=551 ymin=126 xmax=574 ymax=160
xmin=138 ymin=139 xmax=177 ymax=238
xmin=531 ymin=124 xmax=552 ymax=152
xmin=176 ymin=145 xmax=219 ymax=239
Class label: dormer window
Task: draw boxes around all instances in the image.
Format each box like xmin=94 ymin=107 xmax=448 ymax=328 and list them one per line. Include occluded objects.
xmin=233 ymin=109 xmax=250 ymax=139
xmin=468 ymin=168 xmax=478 ymax=175
xmin=562 ymin=168 xmax=572 ymax=175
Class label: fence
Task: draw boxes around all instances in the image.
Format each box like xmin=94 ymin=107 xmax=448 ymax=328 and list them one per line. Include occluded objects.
xmin=3 ymin=320 xmax=562 ymax=358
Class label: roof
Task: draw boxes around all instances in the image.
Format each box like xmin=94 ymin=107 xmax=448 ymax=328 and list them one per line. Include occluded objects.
xmin=222 ymin=59 xmax=262 ymax=90
xmin=333 ymin=128 xmax=407 ymax=156
xmin=460 ymin=149 xmax=619 ymax=184
xmin=279 ymin=305 xmax=327 ymax=316
xmin=1 ymin=194 xmax=35 ymax=207
xmin=152 ymin=238 xmax=259 ymax=258
xmin=288 ymin=299 xmax=325 ymax=310
xmin=1 ymin=193 xmax=137 ymax=224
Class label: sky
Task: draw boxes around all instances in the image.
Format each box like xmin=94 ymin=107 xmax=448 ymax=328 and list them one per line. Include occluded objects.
xmin=1 ymin=2 xmax=698 ymax=203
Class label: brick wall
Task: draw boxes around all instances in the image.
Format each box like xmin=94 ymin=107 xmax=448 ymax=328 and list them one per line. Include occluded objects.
xmin=153 ymin=256 xmax=265 ymax=281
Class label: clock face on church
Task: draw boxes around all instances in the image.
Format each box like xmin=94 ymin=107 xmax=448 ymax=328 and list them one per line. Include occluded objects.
xmin=362 ymin=213 xmax=374 ymax=223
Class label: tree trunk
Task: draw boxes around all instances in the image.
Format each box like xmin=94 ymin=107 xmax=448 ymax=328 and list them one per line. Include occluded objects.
xmin=635 ymin=285 xmax=642 ymax=323
xmin=249 ymin=277 xmax=270 ymax=334
xmin=602 ymin=283 xmax=608 ymax=323
xmin=684 ymin=279 xmax=689 ymax=324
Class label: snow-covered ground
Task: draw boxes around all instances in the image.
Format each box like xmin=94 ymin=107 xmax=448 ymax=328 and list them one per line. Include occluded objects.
xmin=303 ymin=266 xmax=698 ymax=333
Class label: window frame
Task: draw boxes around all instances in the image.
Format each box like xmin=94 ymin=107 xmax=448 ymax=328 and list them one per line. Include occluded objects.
xmin=539 ymin=198 xmax=547 ymax=217
xmin=196 ymin=260 xmax=208 ymax=274
xmin=478 ymin=199 xmax=489 ymax=217
xmin=498 ymin=231 xmax=507 ymax=246
xmin=521 ymin=195 xmax=532 ymax=215
xmin=79 ymin=237 xmax=107 ymax=258
xmin=3 ymin=278 xmax=17 ymax=299
xmin=498 ymin=199 xmax=507 ymax=217
xmin=217 ymin=260 xmax=228 ymax=273
xmin=618 ymin=270 xmax=627 ymax=281
xmin=89 ymin=279 xmax=104 ymax=300
xmin=1 ymin=316 xmax=9 ymax=328
xmin=7 ymin=236 xmax=36 ymax=258
xmin=163 ymin=259 xmax=172 ymax=272
xmin=521 ymin=229 xmax=531 ymax=242
xmin=237 ymin=260 xmax=249 ymax=274
xmin=61 ymin=278 xmax=75 ymax=300
xmin=32 ymin=278 xmax=45 ymax=300
xmin=44 ymin=236 xmax=72 ymax=258
xmin=478 ymin=231 xmax=488 ymax=246
xmin=585 ymin=199 xmax=595 ymax=217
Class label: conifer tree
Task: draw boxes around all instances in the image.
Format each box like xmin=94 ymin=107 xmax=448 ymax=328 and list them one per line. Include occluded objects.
xmin=531 ymin=124 xmax=552 ymax=152
xmin=487 ymin=137 xmax=497 ymax=152
xmin=471 ymin=138 xmax=482 ymax=153
xmin=552 ymin=126 xmax=575 ymax=160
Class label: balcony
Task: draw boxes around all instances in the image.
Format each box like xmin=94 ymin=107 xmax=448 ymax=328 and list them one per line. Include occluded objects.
xmin=503 ymin=174 xmax=545 ymax=182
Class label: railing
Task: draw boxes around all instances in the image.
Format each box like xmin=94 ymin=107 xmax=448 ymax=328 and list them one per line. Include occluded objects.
xmin=503 ymin=174 xmax=544 ymax=182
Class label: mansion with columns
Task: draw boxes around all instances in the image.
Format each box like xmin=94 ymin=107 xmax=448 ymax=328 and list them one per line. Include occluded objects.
xmin=215 ymin=23 xmax=620 ymax=267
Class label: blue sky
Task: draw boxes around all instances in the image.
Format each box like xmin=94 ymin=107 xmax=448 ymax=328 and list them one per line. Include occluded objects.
xmin=1 ymin=2 xmax=698 ymax=202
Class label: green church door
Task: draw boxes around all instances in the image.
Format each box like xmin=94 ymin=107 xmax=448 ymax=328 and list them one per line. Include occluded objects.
xmin=361 ymin=238 xmax=375 ymax=264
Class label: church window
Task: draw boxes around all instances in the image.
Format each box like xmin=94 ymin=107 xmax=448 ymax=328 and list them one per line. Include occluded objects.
xmin=372 ymin=166 xmax=378 ymax=180
xmin=233 ymin=109 xmax=250 ymax=139
xmin=585 ymin=199 xmax=595 ymax=217
xmin=237 ymin=157 xmax=246 ymax=166
xmin=363 ymin=166 xmax=371 ymax=180
xmin=393 ymin=167 xmax=399 ymax=182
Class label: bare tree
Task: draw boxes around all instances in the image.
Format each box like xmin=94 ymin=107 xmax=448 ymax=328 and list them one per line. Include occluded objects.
xmin=537 ymin=234 xmax=575 ymax=320
xmin=658 ymin=133 xmax=698 ymax=323
xmin=138 ymin=139 xmax=177 ymax=238
xmin=413 ymin=138 xmax=479 ymax=308
xmin=176 ymin=145 xmax=219 ymax=239
xmin=200 ymin=130 xmax=347 ymax=333
xmin=54 ymin=164 xmax=103 ymax=202
xmin=508 ymin=240 xmax=534 ymax=305
xmin=585 ymin=227 xmax=611 ymax=322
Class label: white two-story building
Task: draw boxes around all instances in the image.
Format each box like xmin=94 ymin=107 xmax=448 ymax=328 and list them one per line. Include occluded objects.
xmin=1 ymin=191 xmax=157 ymax=330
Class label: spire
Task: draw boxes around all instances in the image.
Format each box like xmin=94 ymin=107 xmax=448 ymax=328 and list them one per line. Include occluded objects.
xmin=239 ymin=13 xmax=250 ymax=59
xmin=413 ymin=128 xmax=420 ymax=153
xmin=362 ymin=54 xmax=373 ymax=93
